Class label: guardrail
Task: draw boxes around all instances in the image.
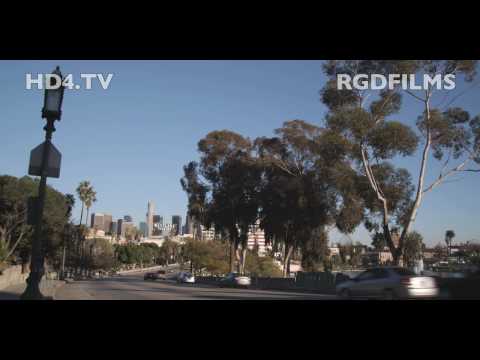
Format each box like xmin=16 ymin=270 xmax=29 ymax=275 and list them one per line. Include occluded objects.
xmin=195 ymin=271 xmax=352 ymax=294
xmin=116 ymin=264 xmax=181 ymax=275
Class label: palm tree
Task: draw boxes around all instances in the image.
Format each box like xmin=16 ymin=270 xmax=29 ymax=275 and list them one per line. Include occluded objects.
xmin=76 ymin=181 xmax=91 ymax=225
xmin=84 ymin=188 xmax=97 ymax=227
xmin=445 ymin=230 xmax=456 ymax=256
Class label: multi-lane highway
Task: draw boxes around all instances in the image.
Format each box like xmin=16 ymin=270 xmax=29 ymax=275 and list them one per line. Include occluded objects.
xmin=54 ymin=272 xmax=336 ymax=300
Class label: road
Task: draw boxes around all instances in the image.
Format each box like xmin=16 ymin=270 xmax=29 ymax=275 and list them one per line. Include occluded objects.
xmin=55 ymin=272 xmax=337 ymax=300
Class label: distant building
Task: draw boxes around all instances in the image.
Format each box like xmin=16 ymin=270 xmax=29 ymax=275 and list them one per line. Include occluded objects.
xmin=160 ymin=223 xmax=178 ymax=236
xmin=146 ymin=201 xmax=154 ymax=238
xmin=200 ymin=226 xmax=216 ymax=241
xmin=117 ymin=219 xmax=124 ymax=237
xmin=139 ymin=222 xmax=148 ymax=237
xmin=329 ymin=246 xmax=340 ymax=257
xmin=90 ymin=213 xmax=113 ymax=234
xmin=423 ymin=248 xmax=436 ymax=260
xmin=172 ymin=215 xmax=182 ymax=236
xmin=152 ymin=215 xmax=163 ymax=236
xmin=124 ymin=215 xmax=133 ymax=223
xmin=91 ymin=213 xmax=104 ymax=231
xmin=103 ymin=214 xmax=112 ymax=234
xmin=110 ymin=221 xmax=118 ymax=235
xmin=184 ymin=214 xmax=194 ymax=235
xmin=247 ymin=220 xmax=268 ymax=256
xmin=362 ymin=247 xmax=393 ymax=266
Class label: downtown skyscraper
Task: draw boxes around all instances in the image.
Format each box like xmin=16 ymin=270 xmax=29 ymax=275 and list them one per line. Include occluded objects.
xmin=172 ymin=215 xmax=182 ymax=236
xmin=146 ymin=201 xmax=154 ymax=238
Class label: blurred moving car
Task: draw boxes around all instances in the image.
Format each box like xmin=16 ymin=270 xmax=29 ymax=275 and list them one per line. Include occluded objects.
xmin=144 ymin=270 xmax=167 ymax=281
xmin=219 ymin=273 xmax=251 ymax=288
xmin=336 ymin=267 xmax=439 ymax=300
xmin=177 ymin=272 xmax=195 ymax=284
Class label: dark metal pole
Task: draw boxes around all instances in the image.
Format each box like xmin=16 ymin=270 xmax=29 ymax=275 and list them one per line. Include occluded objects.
xmin=21 ymin=117 xmax=56 ymax=300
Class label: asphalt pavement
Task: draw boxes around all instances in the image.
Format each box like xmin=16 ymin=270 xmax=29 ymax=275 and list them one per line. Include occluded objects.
xmin=54 ymin=272 xmax=337 ymax=300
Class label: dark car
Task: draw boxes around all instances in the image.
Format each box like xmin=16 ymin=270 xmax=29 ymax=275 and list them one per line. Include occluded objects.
xmin=144 ymin=270 xmax=166 ymax=281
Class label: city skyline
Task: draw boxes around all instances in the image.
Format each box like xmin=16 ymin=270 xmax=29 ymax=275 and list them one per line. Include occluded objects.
xmin=1 ymin=60 xmax=479 ymax=246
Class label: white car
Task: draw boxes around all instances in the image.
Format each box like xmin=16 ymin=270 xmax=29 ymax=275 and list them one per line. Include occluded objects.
xmin=336 ymin=267 xmax=439 ymax=300
xmin=219 ymin=273 xmax=252 ymax=288
xmin=177 ymin=272 xmax=195 ymax=284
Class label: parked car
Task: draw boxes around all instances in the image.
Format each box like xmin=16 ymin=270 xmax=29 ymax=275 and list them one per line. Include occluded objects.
xmin=219 ymin=273 xmax=251 ymax=288
xmin=144 ymin=270 xmax=167 ymax=281
xmin=336 ymin=267 xmax=439 ymax=300
xmin=177 ymin=272 xmax=195 ymax=284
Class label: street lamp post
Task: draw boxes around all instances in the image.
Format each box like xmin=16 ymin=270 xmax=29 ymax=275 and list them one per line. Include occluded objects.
xmin=21 ymin=66 xmax=64 ymax=300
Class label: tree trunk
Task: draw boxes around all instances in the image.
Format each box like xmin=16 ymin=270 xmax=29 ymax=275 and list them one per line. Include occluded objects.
xmin=229 ymin=241 xmax=236 ymax=273
xmin=85 ymin=208 xmax=90 ymax=227
xmin=235 ymin=247 xmax=241 ymax=273
xmin=240 ymin=247 xmax=247 ymax=275
xmin=79 ymin=202 xmax=84 ymax=225
xmin=283 ymin=245 xmax=293 ymax=278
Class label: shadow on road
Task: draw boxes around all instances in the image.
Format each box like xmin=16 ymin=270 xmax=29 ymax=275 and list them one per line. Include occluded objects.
xmin=85 ymin=277 xmax=334 ymax=300
xmin=0 ymin=290 xmax=20 ymax=300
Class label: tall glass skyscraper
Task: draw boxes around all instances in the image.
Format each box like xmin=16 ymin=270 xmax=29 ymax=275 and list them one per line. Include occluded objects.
xmin=146 ymin=201 xmax=154 ymax=238
xmin=172 ymin=215 xmax=182 ymax=236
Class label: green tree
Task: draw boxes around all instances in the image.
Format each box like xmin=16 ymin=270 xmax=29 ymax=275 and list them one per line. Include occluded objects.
xmin=179 ymin=237 xmax=233 ymax=275
xmin=195 ymin=130 xmax=260 ymax=273
xmin=180 ymin=162 xmax=209 ymax=241
xmin=445 ymin=230 xmax=455 ymax=255
xmin=76 ymin=181 xmax=91 ymax=225
xmin=244 ymin=250 xmax=283 ymax=277
xmin=371 ymin=231 xmax=387 ymax=250
xmin=159 ymin=238 xmax=180 ymax=265
xmin=320 ymin=60 xmax=479 ymax=265
xmin=403 ymin=231 xmax=424 ymax=266
xmin=85 ymin=238 xmax=115 ymax=271
xmin=84 ymin=188 xmax=97 ymax=227
xmin=0 ymin=175 xmax=71 ymax=270
xmin=300 ymin=227 xmax=330 ymax=272
xmin=255 ymin=120 xmax=362 ymax=276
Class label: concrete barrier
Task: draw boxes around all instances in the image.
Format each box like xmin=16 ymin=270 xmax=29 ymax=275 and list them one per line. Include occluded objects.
xmin=0 ymin=265 xmax=29 ymax=290
xmin=195 ymin=276 xmax=223 ymax=285
xmin=117 ymin=265 xmax=166 ymax=275
xmin=295 ymin=272 xmax=336 ymax=294
xmin=116 ymin=264 xmax=181 ymax=275
xmin=196 ymin=271 xmax=357 ymax=294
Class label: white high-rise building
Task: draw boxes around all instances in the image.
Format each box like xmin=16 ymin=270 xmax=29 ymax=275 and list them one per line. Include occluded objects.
xmin=146 ymin=201 xmax=154 ymax=238
xmin=247 ymin=220 xmax=268 ymax=256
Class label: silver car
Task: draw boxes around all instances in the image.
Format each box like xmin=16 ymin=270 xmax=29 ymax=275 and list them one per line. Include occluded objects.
xmin=336 ymin=267 xmax=439 ymax=300
xmin=177 ymin=272 xmax=195 ymax=284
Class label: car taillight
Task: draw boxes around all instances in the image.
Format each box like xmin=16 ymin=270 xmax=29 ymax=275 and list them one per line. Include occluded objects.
xmin=400 ymin=277 xmax=412 ymax=286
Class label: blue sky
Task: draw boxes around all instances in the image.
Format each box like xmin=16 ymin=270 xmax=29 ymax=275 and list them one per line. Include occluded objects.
xmin=0 ymin=60 xmax=478 ymax=246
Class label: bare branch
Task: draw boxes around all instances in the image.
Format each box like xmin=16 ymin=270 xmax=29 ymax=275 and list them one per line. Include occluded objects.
xmin=423 ymin=157 xmax=472 ymax=193
xmin=4 ymin=230 xmax=26 ymax=261
xmin=405 ymin=90 xmax=425 ymax=102
xmin=441 ymin=79 xmax=480 ymax=111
